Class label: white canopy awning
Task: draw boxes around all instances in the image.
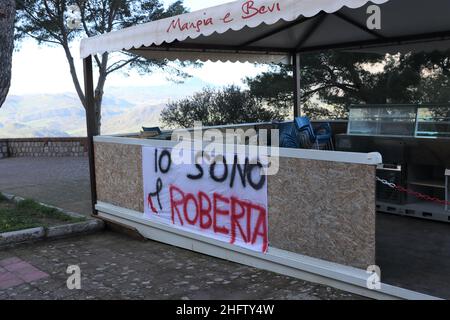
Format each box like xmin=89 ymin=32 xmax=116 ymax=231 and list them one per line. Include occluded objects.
xmin=80 ymin=0 xmax=450 ymax=63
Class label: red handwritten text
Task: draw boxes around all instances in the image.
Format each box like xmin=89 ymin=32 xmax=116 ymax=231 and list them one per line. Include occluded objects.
xmin=166 ymin=16 xmax=214 ymax=33
xmin=242 ymin=0 xmax=281 ymax=20
xmin=220 ymin=12 xmax=234 ymax=24
xmin=169 ymin=185 xmax=268 ymax=252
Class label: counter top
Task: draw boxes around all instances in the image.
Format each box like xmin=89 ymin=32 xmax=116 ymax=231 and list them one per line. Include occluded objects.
xmin=94 ymin=135 xmax=382 ymax=165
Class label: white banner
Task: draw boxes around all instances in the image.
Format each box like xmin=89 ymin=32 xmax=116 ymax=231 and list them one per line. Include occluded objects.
xmin=142 ymin=146 xmax=269 ymax=253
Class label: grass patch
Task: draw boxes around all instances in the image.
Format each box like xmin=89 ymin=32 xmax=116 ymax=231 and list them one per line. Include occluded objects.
xmin=0 ymin=193 xmax=85 ymax=233
xmin=0 ymin=193 xmax=8 ymax=202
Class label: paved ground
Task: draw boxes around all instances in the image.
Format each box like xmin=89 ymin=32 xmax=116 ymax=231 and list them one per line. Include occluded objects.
xmin=377 ymin=214 xmax=450 ymax=299
xmin=0 ymin=257 xmax=49 ymax=290
xmin=0 ymin=231 xmax=360 ymax=300
xmin=1 ymin=157 xmax=450 ymax=299
xmin=0 ymin=157 xmax=92 ymax=216
xmin=0 ymin=157 xmax=361 ymax=300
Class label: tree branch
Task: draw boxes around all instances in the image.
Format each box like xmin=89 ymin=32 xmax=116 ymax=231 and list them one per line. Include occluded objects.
xmin=61 ymin=44 xmax=87 ymax=109
xmin=106 ymin=56 xmax=139 ymax=75
xmin=24 ymin=32 xmax=61 ymax=45
xmin=42 ymin=0 xmax=56 ymax=19
xmin=19 ymin=4 xmax=63 ymax=42
xmin=76 ymin=1 xmax=101 ymax=67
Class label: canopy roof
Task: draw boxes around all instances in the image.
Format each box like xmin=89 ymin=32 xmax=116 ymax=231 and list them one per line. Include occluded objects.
xmin=80 ymin=0 xmax=450 ymax=63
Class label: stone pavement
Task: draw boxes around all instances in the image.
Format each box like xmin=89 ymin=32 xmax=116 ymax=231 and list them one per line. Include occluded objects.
xmin=0 ymin=257 xmax=49 ymax=290
xmin=0 ymin=231 xmax=361 ymax=300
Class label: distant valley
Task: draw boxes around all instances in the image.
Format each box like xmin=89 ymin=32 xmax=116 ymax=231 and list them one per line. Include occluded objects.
xmin=0 ymin=80 xmax=209 ymax=138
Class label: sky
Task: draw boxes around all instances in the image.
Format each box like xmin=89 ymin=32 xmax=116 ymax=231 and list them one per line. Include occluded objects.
xmin=9 ymin=0 xmax=265 ymax=96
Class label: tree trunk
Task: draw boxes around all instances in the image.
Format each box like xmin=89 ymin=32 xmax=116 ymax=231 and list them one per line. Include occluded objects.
xmin=92 ymin=53 xmax=109 ymax=135
xmin=0 ymin=0 xmax=15 ymax=108
xmin=93 ymin=93 xmax=103 ymax=136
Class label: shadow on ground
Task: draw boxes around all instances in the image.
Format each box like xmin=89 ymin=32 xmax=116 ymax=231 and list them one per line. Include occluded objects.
xmin=377 ymin=213 xmax=450 ymax=299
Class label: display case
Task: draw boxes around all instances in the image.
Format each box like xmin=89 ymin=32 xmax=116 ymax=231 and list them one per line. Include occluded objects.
xmin=348 ymin=104 xmax=450 ymax=138
xmin=416 ymin=106 xmax=450 ymax=138
xmin=337 ymin=104 xmax=450 ymax=222
xmin=348 ymin=105 xmax=417 ymax=136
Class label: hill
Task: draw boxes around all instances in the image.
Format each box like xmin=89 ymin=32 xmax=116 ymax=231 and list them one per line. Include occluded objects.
xmin=0 ymin=79 xmax=209 ymax=138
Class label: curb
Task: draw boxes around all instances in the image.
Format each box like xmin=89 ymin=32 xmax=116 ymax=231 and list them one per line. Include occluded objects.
xmin=46 ymin=219 xmax=103 ymax=238
xmin=0 ymin=228 xmax=45 ymax=246
xmin=0 ymin=193 xmax=104 ymax=248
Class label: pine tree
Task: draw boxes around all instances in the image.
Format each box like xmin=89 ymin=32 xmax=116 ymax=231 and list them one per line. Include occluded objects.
xmin=0 ymin=0 xmax=15 ymax=108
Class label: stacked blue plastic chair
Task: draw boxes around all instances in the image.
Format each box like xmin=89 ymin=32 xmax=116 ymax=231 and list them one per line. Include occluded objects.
xmin=278 ymin=117 xmax=334 ymax=150
xmin=294 ymin=116 xmax=334 ymax=150
xmin=278 ymin=122 xmax=301 ymax=149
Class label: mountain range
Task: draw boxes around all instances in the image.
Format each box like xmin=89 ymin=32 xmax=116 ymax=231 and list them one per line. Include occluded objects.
xmin=0 ymin=79 xmax=210 ymax=138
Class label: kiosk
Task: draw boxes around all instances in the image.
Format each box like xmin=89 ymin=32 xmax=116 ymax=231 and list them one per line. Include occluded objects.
xmin=80 ymin=0 xmax=450 ymax=299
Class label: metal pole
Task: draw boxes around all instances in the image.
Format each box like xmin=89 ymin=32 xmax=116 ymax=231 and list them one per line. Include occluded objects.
xmin=446 ymin=169 xmax=449 ymax=212
xmin=293 ymin=52 xmax=301 ymax=118
xmin=83 ymin=56 xmax=98 ymax=216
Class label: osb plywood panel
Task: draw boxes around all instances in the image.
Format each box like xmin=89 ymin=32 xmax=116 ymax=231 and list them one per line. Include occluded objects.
xmin=95 ymin=142 xmax=375 ymax=268
xmin=268 ymin=157 xmax=376 ymax=269
xmin=95 ymin=142 xmax=143 ymax=212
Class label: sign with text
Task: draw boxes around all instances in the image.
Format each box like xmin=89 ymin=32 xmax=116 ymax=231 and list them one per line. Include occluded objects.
xmin=166 ymin=0 xmax=282 ymax=34
xmin=142 ymin=146 xmax=269 ymax=253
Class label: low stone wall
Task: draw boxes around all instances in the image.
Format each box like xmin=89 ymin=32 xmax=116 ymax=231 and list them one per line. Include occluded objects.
xmin=0 ymin=138 xmax=88 ymax=158
xmin=0 ymin=140 xmax=8 ymax=159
